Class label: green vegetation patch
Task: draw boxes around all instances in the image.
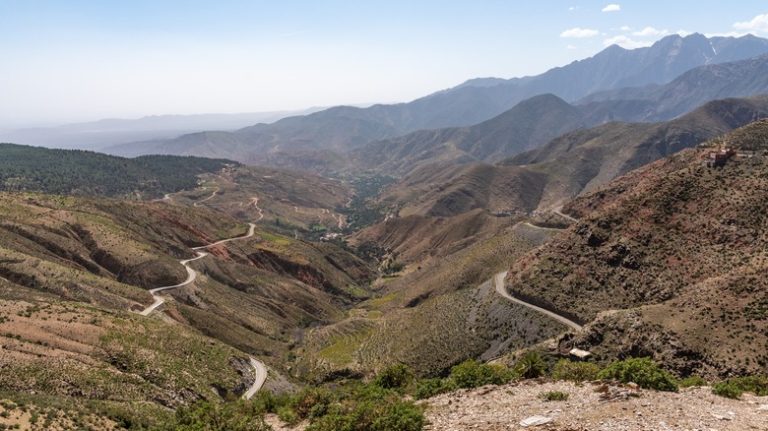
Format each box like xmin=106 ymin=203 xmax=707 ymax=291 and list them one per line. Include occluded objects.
xmin=0 ymin=143 xmax=234 ymax=198
xmin=598 ymin=358 xmax=678 ymax=392
xmin=539 ymin=390 xmax=569 ymax=401
xmin=712 ymin=375 xmax=768 ymax=399
xmin=317 ymin=326 xmax=374 ymax=366
xmin=164 ymin=378 xmax=426 ymax=431
xmin=552 ymin=359 xmax=601 ymax=383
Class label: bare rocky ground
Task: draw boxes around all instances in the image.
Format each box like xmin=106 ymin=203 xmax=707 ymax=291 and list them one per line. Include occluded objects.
xmin=424 ymin=380 xmax=768 ymax=431
xmin=262 ymin=379 xmax=768 ymax=431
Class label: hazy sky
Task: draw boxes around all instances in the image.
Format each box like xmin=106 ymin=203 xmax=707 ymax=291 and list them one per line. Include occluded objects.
xmin=2 ymin=0 xmax=767 ymax=127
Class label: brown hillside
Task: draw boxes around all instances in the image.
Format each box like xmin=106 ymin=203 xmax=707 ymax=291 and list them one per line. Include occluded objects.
xmin=505 ymin=120 xmax=768 ymax=376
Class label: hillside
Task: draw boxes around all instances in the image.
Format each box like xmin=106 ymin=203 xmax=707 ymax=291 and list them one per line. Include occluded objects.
xmin=0 ymin=187 xmax=375 ymax=426
xmin=104 ymin=34 xmax=768 ymax=168
xmin=163 ymin=164 xmax=354 ymax=232
xmin=298 ymin=221 xmax=563 ymax=378
xmin=505 ymin=120 xmax=768 ymax=376
xmin=505 ymin=95 xmax=768 ymax=208
xmin=352 ymin=95 xmax=591 ymax=174
xmin=380 ymin=96 xmax=768 ymax=231
xmin=0 ymin=143 xmax=234 ymax=198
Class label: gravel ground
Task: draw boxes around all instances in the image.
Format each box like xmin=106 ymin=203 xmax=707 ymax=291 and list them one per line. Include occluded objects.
xmin=423 ymin=380 xmax=768 ymax=431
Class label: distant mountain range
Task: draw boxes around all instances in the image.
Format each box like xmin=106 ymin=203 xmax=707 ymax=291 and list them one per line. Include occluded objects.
xmin=580 ymin=54 xmax=768 ymax=120
xmin=353 ymin=54 xmax=768 ymax=175
xmin=0 ymin=108 xmax=322 ymax=151
xmin=104 ymin=33 xmax=768 ymax=165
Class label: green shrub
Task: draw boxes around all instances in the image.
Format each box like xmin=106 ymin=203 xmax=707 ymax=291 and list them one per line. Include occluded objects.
xmin=731 ymin=376 xmax=768 ymax=396
xmin=371 ymin=401 xmax=425 ymax=431
xmin=375 ymin=364 xmax=414 ymax=390
xmin=306 ymin=395 xmax=424 ymax=431
xmin=551 ymin=359 xmax=600 ymax=382
xmin=277 ymin=406 xmax=299 ymax=425
xmin=513 ymin=352 xmax=548 ymax=379
xmin=249 ymin=390 xmax=288 ymax=414
xmin=166 ymin=400 xmax=271 ymax=431
xmin=539 ymin=391 xmax=569 ymax=401
xmin=598 ymin=358 xmax=678 ymax=392
xmin=414 ymin=378 xmax=457 ymax=400
xmin=450 ymin=360 xmax=516 ymax=389
xmin=293 ymin=387 xmax=335 ymax=419
xmin=679 ymin=376 xmax=708 ymax=388
xmin=712 ymin=382 xmax=743 ymax=399
xmin=712 ymin=376 xmax=768 ymax=399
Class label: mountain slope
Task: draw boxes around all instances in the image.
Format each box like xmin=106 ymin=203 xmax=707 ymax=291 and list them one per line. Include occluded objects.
xmin=505 ymin=95 xmax=768 ymax=208
xmin=505 ymin=120 xmax=768 ymax=376
xmin=352 ymin=94 xmax=590 ymax=174
xmin=369 ymin=95 xmax=768 ymax=225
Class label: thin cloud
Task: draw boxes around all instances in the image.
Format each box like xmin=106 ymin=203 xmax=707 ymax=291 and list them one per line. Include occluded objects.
xmin=734 ymin=12 xmax=768 ymax=34
xmin=560 ymin=27 xmax=600 ymax=38
xmin=705 ymin=31 xmax=748 ymax=38
xmin=633 ymin=27 xmax=669 ymax=37
xmin=603 ymin=35 xmax=652 ymax=49
xmin=602 ymin=4 xmax=621 ymax=12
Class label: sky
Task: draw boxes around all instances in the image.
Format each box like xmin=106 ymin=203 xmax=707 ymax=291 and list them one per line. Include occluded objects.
xmin=1 ymin=1 xmax=768 ymax=127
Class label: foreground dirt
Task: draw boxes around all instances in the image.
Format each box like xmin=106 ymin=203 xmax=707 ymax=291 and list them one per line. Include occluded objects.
xmin=424 ymin=380 xmax=768 ymax=431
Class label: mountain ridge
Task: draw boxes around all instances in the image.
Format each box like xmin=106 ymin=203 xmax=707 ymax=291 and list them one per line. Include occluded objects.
xmin=104 ymin=33 xmax=768 ymax=166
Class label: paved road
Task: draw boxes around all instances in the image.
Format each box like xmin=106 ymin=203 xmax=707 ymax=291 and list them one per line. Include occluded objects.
xmin=139 ymin=194 xmax=267 ymax=398
xmin=140 ymin=251 xmax=209 ymax=316
xmin=493 ymin=271 xmax=583 ymax=332
xmin=243 ymin=357 xmax=268 ymax=399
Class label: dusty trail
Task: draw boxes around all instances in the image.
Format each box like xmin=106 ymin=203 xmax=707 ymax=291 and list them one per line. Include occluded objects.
xmin=250 ymin=197 xmax=264 ymax=221
xmin=332 ymin=213 xmax=346 ymax=229
xmin=139 ymin=194 xmax=267 ymax=398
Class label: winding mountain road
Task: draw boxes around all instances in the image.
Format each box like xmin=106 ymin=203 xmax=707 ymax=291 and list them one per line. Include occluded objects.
xmin=139 ymin=251 xmax=209 ymax=316
xmin=139 ymin=194 xmax=267 ymax=398
xmin=493 ymin=271 xmax=582 ymax=332
xmin=492 ymin=218 xmax=583 ymax=332
xmin=193 ymin=187 xmax=219 ymax=207
xmin=553 ymin=205 xmax=578 ymax=223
